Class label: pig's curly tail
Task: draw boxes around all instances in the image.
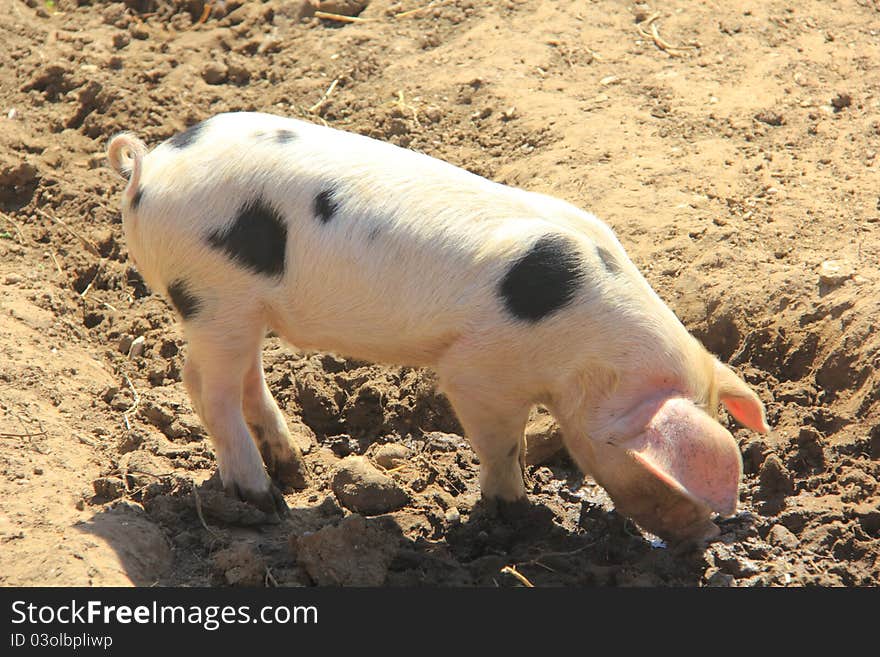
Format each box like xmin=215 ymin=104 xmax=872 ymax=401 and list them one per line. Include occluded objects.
xmin=106 ymin=132 xmax=147 ymax=207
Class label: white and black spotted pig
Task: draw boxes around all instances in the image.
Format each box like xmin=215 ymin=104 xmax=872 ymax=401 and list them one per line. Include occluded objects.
xmin=107 ymin=112 xmax=769 ymax=542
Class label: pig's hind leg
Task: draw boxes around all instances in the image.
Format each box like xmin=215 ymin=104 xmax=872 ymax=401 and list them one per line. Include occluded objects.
xmin=242 ymin=352 xmax=310 ymax=490
xmin=181 ymin=320 xmax=289 ymax=518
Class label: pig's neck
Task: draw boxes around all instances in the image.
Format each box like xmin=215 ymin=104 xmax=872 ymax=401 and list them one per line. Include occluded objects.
xmin=546 ymin=332 xmax=716 ymax=459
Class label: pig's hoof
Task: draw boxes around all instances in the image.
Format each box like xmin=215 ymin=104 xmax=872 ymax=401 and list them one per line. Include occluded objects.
xmin=481 ymin=495 xmax=531 ymax=524
xmin=228 ymin=481 xmax=291 ymax=522
xmin=259 ymin=442 xmax=311 ymax=491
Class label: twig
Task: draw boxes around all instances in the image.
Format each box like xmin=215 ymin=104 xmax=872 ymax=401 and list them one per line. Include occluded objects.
xmin=192 ymin=486 xmax=223 ymax=540
xmin=0 ymin=210 xmax=26 ymax=244
xmin=79 ymin=262 xmax=103 ymax=299
xmin=314 ymin=11 xmax=371 ymax=23
xmin=500 ymin=565 xmax=535 ymax=587
xmin=391 ymin=90 xmax=421 ymax=128
xmin=33 ymin=207 xmax=100 ymax=256
xmin=49 ymin=250 xmax=63 ymax=275
xmin=121 ymin=373 xmax=140 ymax=431
xmin=0 ymin=429 xmax=48 ymax=438
xmin=517 ymin=541 xmax=597 ymax=567
xmin=637 ymin=13 xmax=697 ymax=57
xmin=308 ymin=78 xmax=340 ymax=113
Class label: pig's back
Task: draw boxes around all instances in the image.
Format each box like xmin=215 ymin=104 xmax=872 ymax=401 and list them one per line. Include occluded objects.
xmin=131 ymin=113 xmax=629 ymax=366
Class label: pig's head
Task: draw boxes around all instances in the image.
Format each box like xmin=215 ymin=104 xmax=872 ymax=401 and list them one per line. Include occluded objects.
xmin=572 ymin=359 xmax=769 ymax=543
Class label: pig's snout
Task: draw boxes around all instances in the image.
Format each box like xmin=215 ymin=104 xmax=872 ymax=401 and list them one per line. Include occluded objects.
xmin=590 ymin=397 xmax=743 ymax=542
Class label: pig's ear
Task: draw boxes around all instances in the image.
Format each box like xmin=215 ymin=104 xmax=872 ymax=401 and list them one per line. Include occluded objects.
xmin=714 ymin=361 xmax=770 ymax=434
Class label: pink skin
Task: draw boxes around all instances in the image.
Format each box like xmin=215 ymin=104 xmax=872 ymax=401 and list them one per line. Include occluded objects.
xmin=572 ymin=395 xmax=755 ymax=542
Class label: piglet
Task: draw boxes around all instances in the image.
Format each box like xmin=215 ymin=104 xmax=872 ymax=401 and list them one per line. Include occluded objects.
xmin=107 ymin=112 xmax=768 ymax=542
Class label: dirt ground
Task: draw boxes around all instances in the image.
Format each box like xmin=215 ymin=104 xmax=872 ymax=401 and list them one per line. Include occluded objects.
xmin=1 ymin=0 xmax=878 ymax=587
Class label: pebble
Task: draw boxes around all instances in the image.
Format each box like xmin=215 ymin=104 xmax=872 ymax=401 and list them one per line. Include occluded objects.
xmin=767 ymin=523 xmax=799 ymax=549
xmin=818 ymin=260 xmax=853 ymax=288
xmin=331 ymin=455 xmax=409 ymax=515
xmin=202 ymin=62 xmax=228 ymax=85
xmin=128 ymin=335 xmax=145 ymax=358
xmin=314 ymin=0 xmax=370 ymax=16
xmin=831 ymin=92 xmax=852 ymax=111
xmin=4 ymin=273 xmax=22 ymax=285
xmin=372 ymin=443 xmax=411 ymax=470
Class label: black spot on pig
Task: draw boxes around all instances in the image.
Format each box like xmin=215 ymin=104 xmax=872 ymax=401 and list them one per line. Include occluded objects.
xmin=500 ymin=235 xmax=583 ymax=322
xmin=167 ymin=279 xmax=201 ymax=321
xmin=167 ymin=120 xmax=206 ymax=149
xmin=275 ymin=129 xmax=296 ymax=144
xmin=130 ymin=187 xmax=143 ymax=211
xmin=596 ymin=245 xmax=622 ymax=275
xmin=207 ymin=197 xmax=287 ymax=277
xmin=314 ymin=188 xmax=339 ymax=224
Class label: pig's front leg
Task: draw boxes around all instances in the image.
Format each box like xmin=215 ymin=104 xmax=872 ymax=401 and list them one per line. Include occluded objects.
xmin=182 ymin=328 xmax=289 ymax=518
xmin=439 ymin=371 xmax=530 ymax=503
xmin=242 ymin=352 xmax=310 ymax=490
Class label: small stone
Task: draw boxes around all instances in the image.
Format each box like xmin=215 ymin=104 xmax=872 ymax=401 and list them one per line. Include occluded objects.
xmin=202 ymin=62 xmax=228 ymax=85
xmin=754 ymin=110 xmax=785 ymax=126
xmin=830 ymin=92 xmax=852 ymax=111
xmin=423 ymin=106 xmax=442 ymax=123
xmin=331 ymin=455 xmax=409 ymax=515
xmin=372 ymin=443 xmax=411 ymax=470
xmin=314 ymin=0 xmax=370 ymax=17
xmin=445 ymin=507 xmax=460 ymax=524
xmin=33 ymin=467 xmax=43 ymax=475
xmin=112 ymin=32 xmax=130 ymax=50
xmin=4 ymin=273 xmax=22 ymax=284
xmin=128 ymin=335 xmax=145 ymax=358
xmin=767 ymin=523 xmax=799 ymax=549
xmin=818 ymin=260 xmax=852 ymax=288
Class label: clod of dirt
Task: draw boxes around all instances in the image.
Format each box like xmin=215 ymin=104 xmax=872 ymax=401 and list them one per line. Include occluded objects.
xmin=185 ymin=486 xmax=278 ymax=526
xmin=212 ymin=542 xmax=267 ymax=586
xmin=294 ymin=514 xmax=396 ymax=586
xmin=831 ymin=92 xmax=852 ymax=111
xmin=313 ymin=0 xmax=370 ymax=17
xmin=372 ymin=443 xmax=411 ymax=469
xmin=524 ymin=407 xmax=564 ymax=466
xmin=704 ymin=570 xmax=735 ymax=587
xmin=818 ymin=259 xmax=852 ymax=289
xmin=119 ymin=450 xmax=174 ymax=492
xmin=767 ymin=523 xmax=799 ymax=549
xmin=93 ymin=476 xmax=126 ymax=501
xmin=202 ymin=62 xmax=228 ymax=85
xmin=754 ymin=110 xmax=785 ymax=126
xmin=710 ymin=543 xmax=760 ymax=578
xmin=331 ymin=455 xmax=409 ymax=515
xmin=757 ymin=453 xmax=795 ymax=498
